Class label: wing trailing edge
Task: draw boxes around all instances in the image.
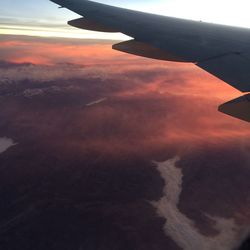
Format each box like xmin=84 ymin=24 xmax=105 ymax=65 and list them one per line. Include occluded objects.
xmin=197 ymin=53 xmax=250 ymax=92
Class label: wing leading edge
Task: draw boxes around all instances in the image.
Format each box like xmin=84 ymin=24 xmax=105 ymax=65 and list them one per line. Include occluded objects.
xmin=51 ymin=0 xmax=250 ymax=121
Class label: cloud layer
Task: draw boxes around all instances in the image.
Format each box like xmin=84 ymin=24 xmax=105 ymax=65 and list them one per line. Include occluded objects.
xmin=0 ymin=35 xmax=250 ymax=250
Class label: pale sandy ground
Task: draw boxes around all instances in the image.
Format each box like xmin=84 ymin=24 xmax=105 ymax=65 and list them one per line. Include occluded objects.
xmin=152 ymin=157 xmax=250 ymax=250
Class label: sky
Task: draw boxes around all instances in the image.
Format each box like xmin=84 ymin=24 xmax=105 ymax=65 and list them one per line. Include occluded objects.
xmin=2 ymin=0 xmax=250 ymax=39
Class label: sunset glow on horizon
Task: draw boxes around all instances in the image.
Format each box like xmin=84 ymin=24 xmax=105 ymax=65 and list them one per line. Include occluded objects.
xmin=2 ymin=0 xmax=250 ymax=39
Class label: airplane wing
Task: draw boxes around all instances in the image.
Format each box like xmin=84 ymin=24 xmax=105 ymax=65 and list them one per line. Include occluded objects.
xmin=51 ymin=0 xmax=250 ymax=121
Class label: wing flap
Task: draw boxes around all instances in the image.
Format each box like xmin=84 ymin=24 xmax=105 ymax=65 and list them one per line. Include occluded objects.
xmin=113 ymin=40 xmax=192 ymax=62
xmin=68 ymin=18 xmax=118 ymax=32
xmin=219 ymin=94 xmax=250 ymax=121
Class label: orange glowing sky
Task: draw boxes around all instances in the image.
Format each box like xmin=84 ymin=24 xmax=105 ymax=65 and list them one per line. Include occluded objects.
xmin=1 ymin=34 xmax=250 ymax=157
